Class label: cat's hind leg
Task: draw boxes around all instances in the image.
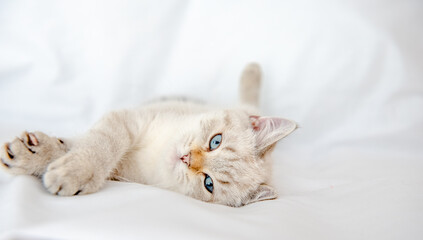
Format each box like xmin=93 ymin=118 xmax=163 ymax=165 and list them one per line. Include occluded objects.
xmin=0 ymin=131 xmax=68 ymax=177
xmin=239 ymin=63 xmax=262 ymax=108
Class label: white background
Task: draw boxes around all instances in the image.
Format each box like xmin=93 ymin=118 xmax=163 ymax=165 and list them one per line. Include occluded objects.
xmin=0 ymin=0 xmax=422 ymax=239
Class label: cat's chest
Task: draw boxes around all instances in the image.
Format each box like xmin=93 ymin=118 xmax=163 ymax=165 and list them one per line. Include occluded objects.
xmin=115 ymin=112 xmax=192 ymax=184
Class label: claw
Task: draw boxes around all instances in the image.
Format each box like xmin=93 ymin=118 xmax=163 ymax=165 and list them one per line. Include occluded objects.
xmin=27 ymin=133 xmax=39 ymax=146
xmin=74 ymin=190 xmax=82 ymax=196
xmin=1 ymin=158 xmax=10 ymax=168
xmin=6 ymin=144 xmax=14 ymax=159
xmin=55 ymin=185 xmax=63 ymax=195
xmin=20 ymin=133 xmax=36 ymax=154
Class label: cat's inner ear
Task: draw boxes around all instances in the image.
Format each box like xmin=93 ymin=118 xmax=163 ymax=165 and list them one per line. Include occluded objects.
xmin=250 ymin=116 xmax=296 ymax=155
xmin=247 ymin=184 xmax=278 ymax=204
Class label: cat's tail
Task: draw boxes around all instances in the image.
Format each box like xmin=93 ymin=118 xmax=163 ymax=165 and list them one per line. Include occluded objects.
xmin=239 ymin=63 xmax=261 ymax=108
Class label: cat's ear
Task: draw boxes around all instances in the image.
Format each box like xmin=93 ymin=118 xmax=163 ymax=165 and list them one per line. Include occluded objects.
xmin=250 ymin=116 xmax=296 ymax=155
xmin=246 ymin=184 xmax=278 ymax=204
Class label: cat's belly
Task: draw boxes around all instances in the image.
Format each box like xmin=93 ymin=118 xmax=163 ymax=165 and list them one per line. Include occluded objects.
xmin=108 ymin=102 xmax=207 ymax=189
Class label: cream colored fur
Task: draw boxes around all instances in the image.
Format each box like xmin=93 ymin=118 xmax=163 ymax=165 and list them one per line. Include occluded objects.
xmin=0 ymin=63 xmax=296 ymax=207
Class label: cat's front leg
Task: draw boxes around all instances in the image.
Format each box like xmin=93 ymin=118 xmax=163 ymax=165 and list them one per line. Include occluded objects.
xmin=42 ymin=110 xmax=137 ymax=196
xmin=0 ymin=131 xmax=68 ymax=177
xmin=42 ymin=150 xmax=106 ymax=196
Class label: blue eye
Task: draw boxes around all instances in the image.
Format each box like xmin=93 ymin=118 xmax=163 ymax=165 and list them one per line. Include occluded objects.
xmin=209 ymin=134 xmax=222 ymax=151
xmin=204 ymin=174 xmax=214 ymax=193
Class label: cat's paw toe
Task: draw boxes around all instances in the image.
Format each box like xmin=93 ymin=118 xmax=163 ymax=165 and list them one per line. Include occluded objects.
xmin=43 ymin=154 xmax=102 ymax=196
xmin=0 ymin=132 xmax=39 ymax=174
xmin=0 ymin=131 xmax=67 ymax=176
xmin=1 ymin=144 xmax=13 ymax=169
xmin=43 ymin=168 xmax=84 ymax=196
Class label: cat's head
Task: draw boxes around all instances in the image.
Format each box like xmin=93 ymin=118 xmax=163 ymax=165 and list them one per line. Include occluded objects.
xmin=167 ymin=109 xmax=296 ymax=207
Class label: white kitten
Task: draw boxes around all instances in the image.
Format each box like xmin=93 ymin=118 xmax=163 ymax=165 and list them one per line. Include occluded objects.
xmin=0 ymin=63 xmax=296 ymax=207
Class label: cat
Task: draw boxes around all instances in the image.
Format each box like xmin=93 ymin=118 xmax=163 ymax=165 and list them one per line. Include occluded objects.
xmin=0 ymin=63 xmax=296 ymax=207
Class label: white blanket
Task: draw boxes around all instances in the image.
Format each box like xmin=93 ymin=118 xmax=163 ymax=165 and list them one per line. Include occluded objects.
xmin=1 ymin=0 xmax=422 ymax=239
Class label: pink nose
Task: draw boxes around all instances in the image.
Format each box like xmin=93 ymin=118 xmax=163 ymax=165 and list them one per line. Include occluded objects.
xmin=180 ymin=154 xmax=190 ymax=165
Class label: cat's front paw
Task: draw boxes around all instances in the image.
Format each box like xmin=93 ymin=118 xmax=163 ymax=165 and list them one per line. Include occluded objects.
xmin=43 ymin=152 xmax=105 ymax=196
xmin=0 ymin=131 xmax=67 ymax=176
